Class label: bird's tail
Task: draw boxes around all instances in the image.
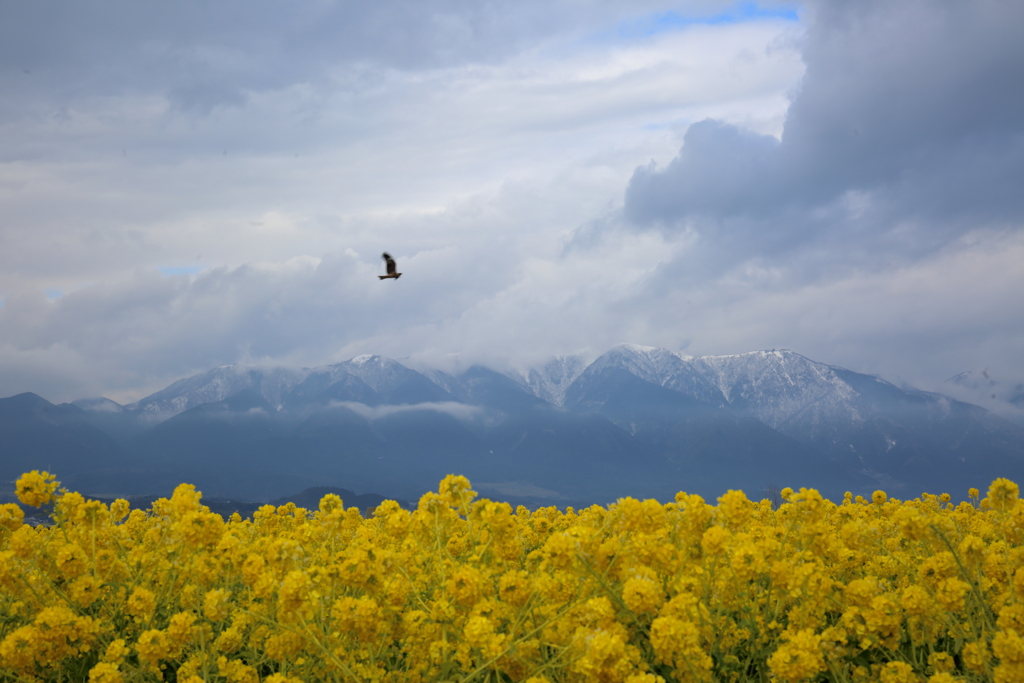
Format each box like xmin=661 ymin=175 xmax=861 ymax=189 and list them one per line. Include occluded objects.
xmin=379 ymin=275 xmax=387 ymax=280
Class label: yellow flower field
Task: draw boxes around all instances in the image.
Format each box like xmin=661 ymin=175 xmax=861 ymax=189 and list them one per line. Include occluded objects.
xmin=2 ymin=470 xmax=1024 ymax=683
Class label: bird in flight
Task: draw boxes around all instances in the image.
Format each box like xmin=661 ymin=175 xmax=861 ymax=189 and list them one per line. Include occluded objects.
xmin=379 ymin=252 xmax=402 ymax=280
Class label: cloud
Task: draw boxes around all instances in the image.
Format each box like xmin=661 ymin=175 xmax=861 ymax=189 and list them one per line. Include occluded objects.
xmin=1 ymin=2 xmax=807 ymax=403
xmin=624 ymin=0 xmax=1024 ymax=260
xmin=332 ymin=401 xmax=484 ymax=422
xmin=940 ymin=370 xmax=1024 ymax=426
xmin=0 ymin=0 xmax=743 ymax=105
xmin=3 ymin=0 xmax=1021 ymax=413
xmin=0 ymin=4 xmax=799 ymax=299
xmin=595 ymin=0 xmax=1024 ymax=396
xmin=626 ymin=119 xmax=783 ymax=220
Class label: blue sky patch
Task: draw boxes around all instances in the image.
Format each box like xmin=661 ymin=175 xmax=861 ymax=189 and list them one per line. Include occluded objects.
xmin=614 ymin=2 xmax=800 ymax=40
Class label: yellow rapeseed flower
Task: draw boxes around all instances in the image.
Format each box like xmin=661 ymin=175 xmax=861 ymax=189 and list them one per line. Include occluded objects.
xmin=15 ymin=470 xmax=59 ymax=507
xmin=87 ymin=661 xmax=123 ymax=683
xmin=4 ymin=470 xmax=1024 ymax=683
xmin=126 ymin=587 xmax=157 ymax=622
xmin=0 ymin=502 xmax=24 ymax=531
xmin=989 ymin=478 xmax=1020 ymax=512
xmin=879 ymin=661 xmax=918 ymax=683
xmin=768 ymin=629 xmax=825 ymax=682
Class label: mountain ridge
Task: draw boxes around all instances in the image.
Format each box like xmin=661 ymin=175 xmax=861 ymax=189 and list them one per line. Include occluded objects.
xmin=5 ymin=345 xmax=1023 ymax=506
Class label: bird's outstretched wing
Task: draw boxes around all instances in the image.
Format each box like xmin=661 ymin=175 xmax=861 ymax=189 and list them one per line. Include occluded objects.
xmin=382 ymin=252 xmax=397 ymax=275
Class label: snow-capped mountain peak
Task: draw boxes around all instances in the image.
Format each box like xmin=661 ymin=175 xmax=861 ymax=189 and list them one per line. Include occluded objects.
xmin=127 ymin=365 xmax=307 ymax=417
xmin=690 ymin=349 xmax=859 ymax=428
xmin=591 ymin=343 xmax=689 ymax=386
xmin=336 ymin=355 xmax=412 ymax=393
xmin=578 ymin=344 xmax=727 ymax=407
xmin=610 ymin=342 xmax=673 ymax=356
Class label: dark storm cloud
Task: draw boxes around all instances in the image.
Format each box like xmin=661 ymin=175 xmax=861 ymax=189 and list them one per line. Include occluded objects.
xmin=624 ymin=0 xmax=1024 ymax=252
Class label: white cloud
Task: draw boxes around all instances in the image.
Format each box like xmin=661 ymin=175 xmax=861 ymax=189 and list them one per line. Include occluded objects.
xmin=331 ymin=400 xmax=484 ymax=422
xmin=1 ymin=3 xmax=807 ymax=402
xmin=0 ymin=8 xmax=801 ymax=292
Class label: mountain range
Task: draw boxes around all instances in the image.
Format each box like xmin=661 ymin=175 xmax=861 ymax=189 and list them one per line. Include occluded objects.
xmin=3 ymin=345 xmax=1024 ymax=507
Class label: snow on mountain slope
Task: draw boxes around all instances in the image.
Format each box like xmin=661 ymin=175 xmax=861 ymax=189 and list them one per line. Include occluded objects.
xmin=129 ymin=366 xmax=306 ymax=418
xmin=127 ymin=355 xmax=458 ymax=418
xmin=561 ymin=345 xmax=1024 ymax=494
xmin=587 ymin=344 xmax=685 ymax=386
xmin=328 ymin=355 xmax=453 ymax=405
xmin=567 ymin=344 xmax=727 ymax=407
xmin=509 ymin=355 xmax=588 ymax=405
xmin=567 ymin=345 xmax=875 ymax=432
xmin=418 ymin=368 xmax=469 ymax=402
xmin=337 ymin=355 xmax=413 ymax=394
xmin=690 ymin=350 xmax=861 ymax=430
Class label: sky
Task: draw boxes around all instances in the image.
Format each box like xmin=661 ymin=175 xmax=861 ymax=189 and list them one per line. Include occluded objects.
xmin=1 ymin=0 xmax=1022 ymax=417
